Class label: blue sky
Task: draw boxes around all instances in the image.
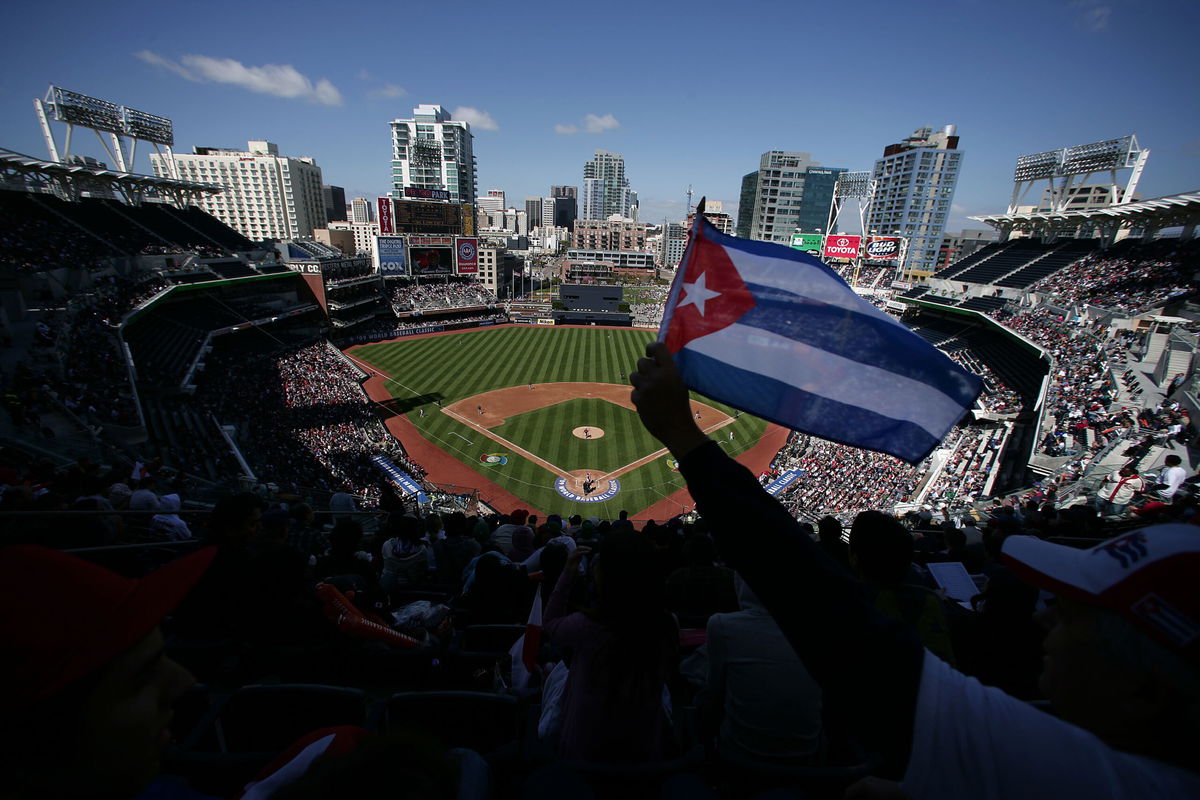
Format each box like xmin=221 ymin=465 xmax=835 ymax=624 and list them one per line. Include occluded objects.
xmin=1 ymin=0 xmax=1197 ymax=233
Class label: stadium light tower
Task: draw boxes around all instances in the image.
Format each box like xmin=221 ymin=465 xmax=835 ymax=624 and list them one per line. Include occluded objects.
xmin=34 ymin=85 xmax=178 ymax=178
xmin=1007 ymin=134 xmax=1148 ymax=215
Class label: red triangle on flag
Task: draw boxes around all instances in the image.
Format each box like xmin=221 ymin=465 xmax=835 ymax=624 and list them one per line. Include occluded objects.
xmin=665 ymin=226 xmax=755 ymax=353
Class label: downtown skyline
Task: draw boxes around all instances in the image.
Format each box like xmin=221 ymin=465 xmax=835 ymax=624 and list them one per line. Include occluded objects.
xmin=1 ymin=0 xmax=1197 ymax=234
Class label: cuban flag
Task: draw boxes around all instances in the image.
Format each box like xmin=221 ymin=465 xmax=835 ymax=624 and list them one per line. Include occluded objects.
xmin=660 ymin=214 xmax=982 ymax=464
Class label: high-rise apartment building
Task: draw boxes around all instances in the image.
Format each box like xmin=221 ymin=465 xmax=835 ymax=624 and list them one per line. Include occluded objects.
xmin=571 ymin=218 xmax=649 ymax=251
xmin=388 ymin=104 xmax=477 ymax=206
xmin=866 ymin=125 xmax=963 ymax=276
xmin=322 ymin=185 xmax=346 ymax=223
xmin=477 ymin=190 xmax=506 ymax=214
xmin=153 ymin=140 xmax=324 ymax=240
xmin=350 ymin=197 xmax=374 ymax=224
xmin=736 ymin=152 xmax=846 ymax=244
xmin=524 ymin=197 xmax=542 ymax=228
xmin=581 ymin=151 xmax=637 ymax=221
xmin=660 ymin=222 xmax=688 ymax=268
xmin=550 ymin=186 xmax=578 ymax=230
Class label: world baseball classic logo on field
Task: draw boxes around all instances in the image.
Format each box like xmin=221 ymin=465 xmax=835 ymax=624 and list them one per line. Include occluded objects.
xmin=479 ymin=453 xmax=508 ymax=466
xmin=555 ymin=477 xmax=620 ymax=503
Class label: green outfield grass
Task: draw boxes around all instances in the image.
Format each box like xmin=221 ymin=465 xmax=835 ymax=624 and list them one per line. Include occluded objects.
xmin=352 ymin=326 xmax=768 ymax=516
xmin=492 ymin=397 xmax=664 ymax=473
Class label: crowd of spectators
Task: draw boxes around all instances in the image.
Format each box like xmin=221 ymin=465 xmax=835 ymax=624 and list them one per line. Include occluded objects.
xmin=948 ymin=351 xmax=1023 ymax=414
xmin=0 ymin=201 xmax=127 ymax=272
xmin=1029 ymin=245 xmax=1198 ymax=313
xmin=339 ymin=312 xmax=507 ymax=345
xmin=193 ymin=340 xmax=426 ymax=507
xmin=389 ymin=280 xmax=497 ymax=312
xmin=764 ymin=433 xmax=927 ymax=522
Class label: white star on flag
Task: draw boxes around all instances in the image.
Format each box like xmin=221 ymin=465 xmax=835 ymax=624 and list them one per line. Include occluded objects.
xmin=678 ymin=271 xmax=721 ymax=316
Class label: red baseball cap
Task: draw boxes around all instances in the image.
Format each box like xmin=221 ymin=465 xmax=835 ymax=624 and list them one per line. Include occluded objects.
xmin=0 ymin=545 xmax=216 ymax=704
xmin=1002 ymin=525 xmax=1200 ymax=667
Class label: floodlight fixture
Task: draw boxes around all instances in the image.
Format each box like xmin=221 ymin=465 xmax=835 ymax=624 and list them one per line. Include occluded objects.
xmin=121 ymin=107 xmax=174 ymax=147
xmin=1013 ymin=149 xmax=1060 ymax=182
xmin=1061 ymin=135 xmax=1135 ymax=176
xmin=46 ymin=87 xmax=123 ymax=135
xmin=834 ymin=171 xmax=873 ymax=199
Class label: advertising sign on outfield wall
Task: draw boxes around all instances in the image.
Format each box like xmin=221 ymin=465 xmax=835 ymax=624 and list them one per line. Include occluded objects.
xmin=455 ymin=237 xmax=478 ymax=274
xmin=865 ymin=237 xmax=902 ymax=262
xmin=377 ymin=197 xmax=394 ymax=234
xmin=375 ymin=236 xmax=408 ymax=275
xmin=822 ymin=235 xmax=861 ymax=260
xmin=790 ymin=233 xmax=825 ymax=255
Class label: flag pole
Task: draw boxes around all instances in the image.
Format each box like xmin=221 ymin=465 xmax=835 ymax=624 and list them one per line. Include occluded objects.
xmin=656 ymin=197 xmax=705 ymax=343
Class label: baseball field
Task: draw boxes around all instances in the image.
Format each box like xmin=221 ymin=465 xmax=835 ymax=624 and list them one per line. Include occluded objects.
xmin=347 ymin=325 xmax=772 ymax=518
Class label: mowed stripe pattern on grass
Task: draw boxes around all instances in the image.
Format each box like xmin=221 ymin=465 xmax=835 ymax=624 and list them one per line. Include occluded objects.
xmin=351 ymin=326 xmax=768 ymax=515
xmin=493 ymin=398 xmax=664 ymax=473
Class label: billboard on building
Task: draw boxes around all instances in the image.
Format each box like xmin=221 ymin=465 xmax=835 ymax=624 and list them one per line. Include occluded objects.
xmin=461 ymin=203 xmax=475 ymax=236
xmin=455 ymin=237 xmax=478 ymax=274
xmin=865 ymin=237 xmax=902 ymax=262
xmin=822 ymin=235 xmax=861 ymax=260
xmin=403 ymin=187 xmax=451 ymax=201
xmin=377 ymin=198 xmax=394 ymax=234
xmin=790 ymin=233 xmax=825 ymax=255
xmin=375 ymin=235 xmax=407 ymax=275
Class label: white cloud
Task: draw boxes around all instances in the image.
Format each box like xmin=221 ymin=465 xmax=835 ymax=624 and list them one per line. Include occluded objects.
xmin=369 ymin=83 xmax=407 ymax=99
xmin=452 ymin=106 xmax=499 ymax=131
xmin=1072 ymin=0 xmax=1111 ymax=31
xmin=135 ymin=50 xmax=343 ymax=106
xmin=134 ymin=50 xmax=192 ymax=80
xmin=583 ymin=113 xmax=620 ymax=133
xmin=555 ymin=113 xmax=620 ymax=135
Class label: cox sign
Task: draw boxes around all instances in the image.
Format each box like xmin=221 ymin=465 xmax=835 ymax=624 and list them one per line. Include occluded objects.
xmin=822 ymin=235 xmax=861 ymax=260
xmin=866 ymin=237 xmax=902 ymax=262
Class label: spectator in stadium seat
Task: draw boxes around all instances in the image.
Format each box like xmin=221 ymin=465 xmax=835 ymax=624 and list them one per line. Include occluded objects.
xmin=697 ymin=573 xmax=823 ymax=763
xmin=432 ymin=511 xmax=480 ymax=585
xmin=150 ymin=493 xmax=193 ymax=541
xmin=0 ymin=544 xmax=216 ymax=799
xmin=817 ymin=515 xmax=850 ymax=571
xmin=170 ymin=492 xmax=266 ymax=641
xmin=314 ymin=519 xmax=376 ymax=586
xmin=665 ymin=532 xmax=739 ymax=619
xmin=631 ymin=340 xmax=1200 ymax=795
xmin=849 ymin=511 xmax=956 ymax=666
xmin=1154 ymin=454 xmax=1187 ymax=501
xmin=380 ymin=514 xmax=432 ymax=592
xmin=1094 ymin=465 xmax=1148 ymax=517
xmin=490 ymin=509 xmax=530 ymax=555
xmin=543 ymin=531 xmax=679 ymax=762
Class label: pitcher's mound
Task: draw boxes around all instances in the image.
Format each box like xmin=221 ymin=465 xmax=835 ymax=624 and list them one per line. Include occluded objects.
xmin=573 ymin=426 xmax=605 ymax=439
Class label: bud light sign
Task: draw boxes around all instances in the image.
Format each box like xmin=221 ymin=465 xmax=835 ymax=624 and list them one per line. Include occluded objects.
xmin=866 ymin=237 xmax=902 ymax=262
xmin=822 ymin=235 xmax=861 ymax=260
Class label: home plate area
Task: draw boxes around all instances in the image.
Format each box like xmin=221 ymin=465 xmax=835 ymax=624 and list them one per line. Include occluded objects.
xmin=556 ymin=470 xmax=620 ymax=503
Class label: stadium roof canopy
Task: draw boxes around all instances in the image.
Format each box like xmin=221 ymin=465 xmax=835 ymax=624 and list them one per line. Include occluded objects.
xmin=0 ymin=147 xmax=221 ymax=207
xmin=971 ymin=190 xmax=1200 ymax=239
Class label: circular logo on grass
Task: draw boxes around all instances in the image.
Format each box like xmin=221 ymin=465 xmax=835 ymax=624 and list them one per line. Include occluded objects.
xmin=480 ymin=453 xmax=509 ymax=465
xmin=555 ymin=477 xmax=620 ymax=503
xmin=665 ymin=457 xmax=680 ymax=472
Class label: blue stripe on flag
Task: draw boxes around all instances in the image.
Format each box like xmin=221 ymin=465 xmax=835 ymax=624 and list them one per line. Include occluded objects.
xmin=738 ymin=282 xmax=981 ymax=408
xmin=678 ymin=348 xmax=953 ymax=463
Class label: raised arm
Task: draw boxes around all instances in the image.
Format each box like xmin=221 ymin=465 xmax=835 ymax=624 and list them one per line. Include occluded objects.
xmin=630 ymin=341 xmax=924 ymax=777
